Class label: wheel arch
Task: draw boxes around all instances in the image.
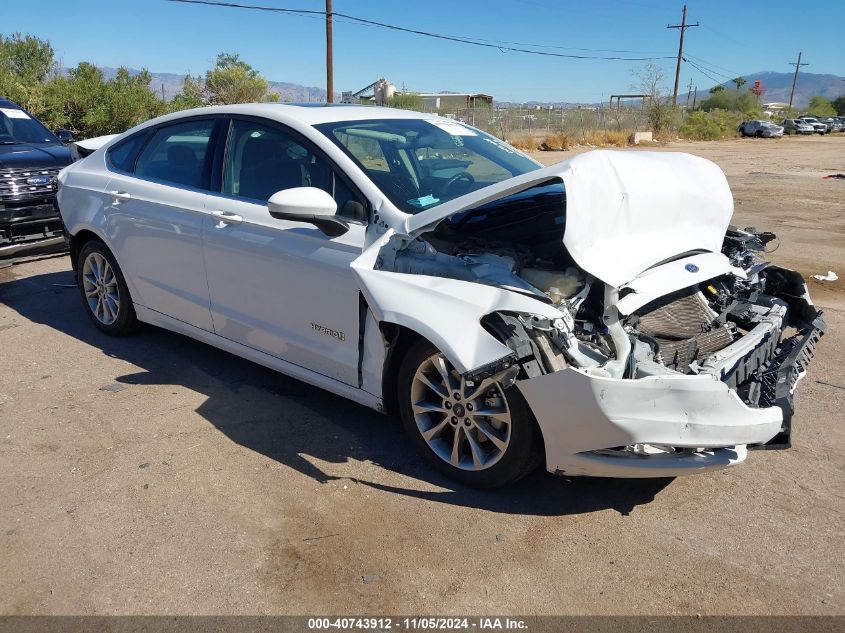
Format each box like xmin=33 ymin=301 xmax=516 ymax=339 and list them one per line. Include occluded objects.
xmin=68 ymin=228 xmax=103 ymax=274
xmin=377 ymin=320 xmax=548 ymax=468
xmin=68 ymin=226 xmax=139 ymax=306
xmin=379 ymin=322 xmax=430 ymax=417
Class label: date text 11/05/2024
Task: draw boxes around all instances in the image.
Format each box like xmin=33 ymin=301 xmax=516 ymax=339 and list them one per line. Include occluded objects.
xmin=307 ymin=617 xmax=528 ymax=630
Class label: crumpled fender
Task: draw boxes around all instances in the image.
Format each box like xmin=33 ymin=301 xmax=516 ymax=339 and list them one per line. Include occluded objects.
xmin=351 ymin=229 xmax=564 ymax=374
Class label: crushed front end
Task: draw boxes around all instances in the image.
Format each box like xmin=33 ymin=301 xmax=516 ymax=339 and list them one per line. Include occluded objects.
xmin=356 ymin=151 xmax=826 ymax=478
xmin=382 ymin=217 xmax=824 ymax=476
xmin=500 ymin=227 xmax=825 ymax=476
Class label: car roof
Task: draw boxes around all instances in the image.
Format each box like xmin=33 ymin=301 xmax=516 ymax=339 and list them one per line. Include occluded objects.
xmin=136 ymin=102 xmax=442 ymax=130
xmin=0 ymin=97 xmax=22 ymax=109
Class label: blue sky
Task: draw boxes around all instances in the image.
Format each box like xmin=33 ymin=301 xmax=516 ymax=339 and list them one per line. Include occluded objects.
xmin=3 ymin=0 xmax=843 ymax=102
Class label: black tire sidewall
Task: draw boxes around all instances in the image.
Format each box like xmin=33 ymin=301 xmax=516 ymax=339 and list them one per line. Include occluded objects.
xmin=397 ymin=339 xmax=541 ymax=488
xmin=76 ymin=240 xmax=137 ymax=336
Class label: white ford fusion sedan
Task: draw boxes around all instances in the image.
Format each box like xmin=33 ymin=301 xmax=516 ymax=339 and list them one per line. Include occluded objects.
xmin=56 ymin=104 xmax=825 ymax=487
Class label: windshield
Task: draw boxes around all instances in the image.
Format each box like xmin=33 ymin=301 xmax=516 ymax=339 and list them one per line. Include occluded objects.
xmin=0 ymin=107 xmax=59 ymax=144
xmin=315 ymin=118 xmax=540 ymax=214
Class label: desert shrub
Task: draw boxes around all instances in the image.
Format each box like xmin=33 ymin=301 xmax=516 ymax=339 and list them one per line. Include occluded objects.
xmin=540 ymin=132 xmax=570 ymax=150
xmin=582 ymin=129 xmax=634 ymax=147
xmin=679 ymin=110 xmax=742 ymax=140
xmin=710 ymin=109 xmax=743 ymax=136
xmin=507 ymin=136 xmax=539 ymax=151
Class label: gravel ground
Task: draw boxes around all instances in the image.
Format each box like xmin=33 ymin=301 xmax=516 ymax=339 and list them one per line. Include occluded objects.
xmin=0 ymin=135 xmax=843 ymax=615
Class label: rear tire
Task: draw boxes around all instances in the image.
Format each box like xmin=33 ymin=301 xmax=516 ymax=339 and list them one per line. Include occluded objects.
xmin=76 ymin=239 xmax=138 ymax=336
xmin=397 ymin=339 xmax=541 ymax=488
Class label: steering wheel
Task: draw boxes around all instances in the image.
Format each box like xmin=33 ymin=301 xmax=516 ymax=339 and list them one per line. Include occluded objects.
xmin=441 ymin=171 xmax=475 ymax=195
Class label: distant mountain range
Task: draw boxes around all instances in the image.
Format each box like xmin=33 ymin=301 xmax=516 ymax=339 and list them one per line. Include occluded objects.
xmin=97 ymin=67 xmax=336 ymax=103
xmin=94 ymin=66 xmax=843 ymax=108
xmin=716 ymin=71 xmax=845 ymax=106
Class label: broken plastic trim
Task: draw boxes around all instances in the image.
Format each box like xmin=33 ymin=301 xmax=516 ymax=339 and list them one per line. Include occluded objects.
xmin=462 ymin=354 xmax=519 ymax=389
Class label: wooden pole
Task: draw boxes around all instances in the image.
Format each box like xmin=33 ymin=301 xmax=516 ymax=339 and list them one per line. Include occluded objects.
xmin=667 ymin=5 xmax=698 ymax=107
xmin=326 ymin=0 xmax=333 ymax=103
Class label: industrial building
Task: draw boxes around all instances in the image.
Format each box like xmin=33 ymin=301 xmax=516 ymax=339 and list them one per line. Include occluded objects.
xmin=418 ymin=93 xmax=494 ymax=110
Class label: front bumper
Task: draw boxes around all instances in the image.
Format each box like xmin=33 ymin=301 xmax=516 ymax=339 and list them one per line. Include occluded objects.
xmin=0 ymin=197 xmax=64 ymax=257
xmin=517 ymin=314 xmax=825 ymax=478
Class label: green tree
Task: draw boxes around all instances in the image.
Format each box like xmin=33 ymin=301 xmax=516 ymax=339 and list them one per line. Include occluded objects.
xmin=42 ymin=62 xmax=106 ymax=133
xmin=732 ymin=77 xmax=746 ymax=93
xmin=43 ymin=64 xmax=165 ymax=137
xmin=808 ymin=95 xmax=836 ymax=117
xmin=86 ymin=68 xmax=166 ymax=135
xmin=700 ymin=89 xmax=734 ymax=111
xmin=0 ymin=32 xmax=56 ymax=117
xmin=199 ymin=53 xmax=275 ymax=105
xmin=169 ymin=75 xmax=204 ymax=111
xmin=832 ymin=95 xmax=845 ymax=116
xmin=0 ymin=33 xmax=54 ymax=82
xmin=699 ymin=87 xmax=759 ymax=117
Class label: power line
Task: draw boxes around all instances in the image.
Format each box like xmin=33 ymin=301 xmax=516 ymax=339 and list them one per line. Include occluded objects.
xmin=166 ymin=0 xmax=677 ymax=61
xmin=684 ymin=58 xmax=727 ymax=87
xmin=683 ymin=58 xmax=729 ymax=83
xmin=684 ymin=53 xmax=741 ymax=77
xmin=683 ymin=55 xmax=738 ymax=81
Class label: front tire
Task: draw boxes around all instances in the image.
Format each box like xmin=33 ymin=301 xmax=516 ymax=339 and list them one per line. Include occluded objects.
xmin=76 ymin=239 xmax=138 ymax=335
xmin=397 ymin=340 xmax=541 ymax=488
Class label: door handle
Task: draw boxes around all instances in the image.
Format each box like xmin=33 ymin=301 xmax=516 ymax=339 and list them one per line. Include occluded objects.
xmin=108 ymin=190 xmax=131 ymax=203
xmin=212 ymin=211 xmax=243 ymax=226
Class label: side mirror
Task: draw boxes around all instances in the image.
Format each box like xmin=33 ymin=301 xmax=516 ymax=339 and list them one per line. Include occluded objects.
xmin=267 ymin=187 xmax=348 ymax=237
xmin=55 ymin=129 xmax=74 ymax=144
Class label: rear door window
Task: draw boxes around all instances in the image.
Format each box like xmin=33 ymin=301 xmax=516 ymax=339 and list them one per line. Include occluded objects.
xmin=135 ymin=120 xmax=214 ymax=189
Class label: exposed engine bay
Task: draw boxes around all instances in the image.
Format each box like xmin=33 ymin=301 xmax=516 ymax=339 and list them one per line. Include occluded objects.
xmin=380 ymin=202 xmax=825 ymax=451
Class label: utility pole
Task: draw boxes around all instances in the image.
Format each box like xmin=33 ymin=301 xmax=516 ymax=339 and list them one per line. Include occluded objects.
xmin=667 ymin=5 xmax=699 ymax=107
xmin=692 ymin=86 xmax=698 ymax=109
xmin=788 ymin=52 xmax=807 ymax=113
xmin=325 ymin=0 xmax=333 ymax=103
xmin=686 ymin=78 xmax=694 ymax=107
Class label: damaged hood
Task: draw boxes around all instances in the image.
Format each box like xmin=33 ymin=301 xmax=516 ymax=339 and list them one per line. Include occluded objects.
xmin=403 ymin=150 xmax=734 ymax=288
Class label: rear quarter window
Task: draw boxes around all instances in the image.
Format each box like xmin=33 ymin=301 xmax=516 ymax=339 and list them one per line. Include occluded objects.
xmin=107 ymin=133 xmax=148 ymax=173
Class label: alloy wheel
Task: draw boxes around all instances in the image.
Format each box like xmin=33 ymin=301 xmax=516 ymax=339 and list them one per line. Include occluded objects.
xmin=410 ymin=353 xmax=512 ymax=471
xmin=82 ymin=251 xmax=121 ymax=326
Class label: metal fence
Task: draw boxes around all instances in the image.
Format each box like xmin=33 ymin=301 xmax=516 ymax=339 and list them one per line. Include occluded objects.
xmin=398 ymin=103 xmax=653 ymax=142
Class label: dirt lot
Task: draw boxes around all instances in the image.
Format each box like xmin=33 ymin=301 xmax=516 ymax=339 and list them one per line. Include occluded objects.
xmin=1 ymin=135 xmax=843 ymax=615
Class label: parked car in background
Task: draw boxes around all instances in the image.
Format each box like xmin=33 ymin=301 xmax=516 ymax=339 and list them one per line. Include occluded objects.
xmin=834 ymin=116 xmax=845 ymax=130
xmin=817 ymin=117 xmax=842 ymax=133
xmin=782 ymin=119 xmax=815 ymax=135
xmin=796 ymin=116 xmax=828 ymax=134
xmin=56 ymin=104 xmax=825 ymax=486
xmin=0 ymin=97 xmax=74 ymax=256
xmin=738 ymin=120 xmax=784 ymax=138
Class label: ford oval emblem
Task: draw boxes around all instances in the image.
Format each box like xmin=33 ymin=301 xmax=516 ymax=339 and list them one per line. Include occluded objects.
xmin=685 ymin=263 xmax=699 ymax=273
xmin=26 ymin=176 xmax=51 ymax=186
